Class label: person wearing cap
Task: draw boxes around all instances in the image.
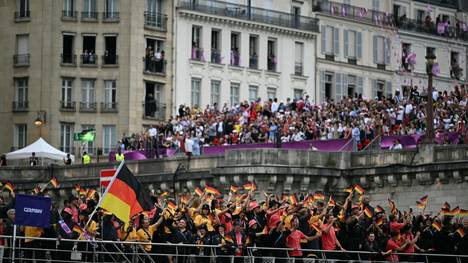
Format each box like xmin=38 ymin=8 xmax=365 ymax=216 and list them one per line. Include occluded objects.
xmin=115 ymin=148 xmax=125 ymax=163
xmin=194 ymin=204 xmax=216 ymax=232
xmin=82 ymin=151 xmax=91 ymax=165
xmin=345 ymin=204 xmax=365 ymax=251
xmin=211 ymin=224 xmax=235 ymax=262
xmin=228 ymin=221 xmax=247 ymax=259
xmin=285 ymin=216 xmax=321 ymax=258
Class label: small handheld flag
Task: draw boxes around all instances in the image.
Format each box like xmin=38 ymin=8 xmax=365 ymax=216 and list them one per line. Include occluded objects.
xmin=50 ymin=177 xmax=59 ymax=188
xmin=4 ymin=182 xmax=15 ymax=193
xmin=194 ymin=187 xmax=204 ymax=197
xmin=205 ymin=185 xmax=221 ymax=196
xmin=364 ymin=207 xmax=373 ymax=218
xmin=354 ymin=184 xmax=365 ymax=195
xmin=432 ymin=221 xmax=442 ymax=232
xmin=230 ymin=185 xmax=239 ymax=193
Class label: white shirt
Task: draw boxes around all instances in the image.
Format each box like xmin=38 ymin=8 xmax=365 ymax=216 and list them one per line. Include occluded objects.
xmin=184 ymin=138 xmax=193 ymax=153
xmin=148 ymin=127 xmax=157 ymax=137
xmin=404 ymin=104 xmax=413 ymax=114
xmin=390 ymin=143 xmax=403 ymax=150
xmin=271 ymin=102 xmax=279 ymax=113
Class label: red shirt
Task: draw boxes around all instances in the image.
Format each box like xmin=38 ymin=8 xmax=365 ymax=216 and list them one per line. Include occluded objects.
xmin=385 ymin=239 xmax=400 ymax=262
xmin=321 ymin=224 xmax=337 ymax=250
xmin=401 ymin=233 xmax=415 ymax=253
xmin=286 ymin=230 xmax=306 ymax=257
xmin=390 ymin=221 xmax=405 ymax=233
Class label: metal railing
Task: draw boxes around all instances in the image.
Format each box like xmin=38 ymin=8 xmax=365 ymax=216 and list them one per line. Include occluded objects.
xmin=315 ymin=0 xmax=395 ymax=27
xmin=80 ymin=54 xmax=98 ymax=66
xmin=62 ymin=10 xmax=78 ymax=20
xmin=143 ymin=102 xmax=166 ymax=120
xmin=60 ymin=101 xmax=76 ymax=111
xmin=294 ymin=62 xmax=303 ymax=75
xmin=13 ymin=54 xmax=30 ymax=66
xmin=249 ymin=55 xmax=258 ymax=69
xmin=144 ymin=12 xmax=168 ymax=30
xmin=191 ymin=47 xmax=204 ymax=61
xmin=211 ymin=49 xmax=222 ymax=64
xmin=79 ymin=102 xmax=97 ymax=112
xmin=61 ymin=54 xmax=77 ymax=66
xmin=81 ymin=11 xmax=98 ymax=20
xmin=179 ymin=0 xmax=319 ymax=32
xmin=102 ymin=54 xmax=118 ymax=65
xmin=100 ymin=102 xmax=118 ymax=113
xmin=12 ymin=101 xmax=29 ymax=112
xmin=102 ymin=11 xmax=119 ymax=21
xmin=143 ymin=57 xmax=166 ymax=74
xmin=396 ymin=18 xmax=468 ymax=41
xmin=1 ymin=235 xmax=467 ymax=263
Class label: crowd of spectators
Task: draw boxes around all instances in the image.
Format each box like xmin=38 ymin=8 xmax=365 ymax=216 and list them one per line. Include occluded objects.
xmin=121 ymin=84 xmax=467 ymax=156
xmin=0 ymin=185 xmax=467 ymax=262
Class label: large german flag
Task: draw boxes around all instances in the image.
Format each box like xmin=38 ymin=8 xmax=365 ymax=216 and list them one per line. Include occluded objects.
xmin=98 ymin=163 xmax=153 ymax=225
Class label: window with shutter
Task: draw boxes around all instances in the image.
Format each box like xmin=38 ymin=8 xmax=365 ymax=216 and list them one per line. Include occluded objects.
xmin=357 ymin=32 xmax=362 ymax=59
xmin=335 ymin=73 xmax=342 ymax=102
xmin=320 ymin=71 xmax=326 ymax=102
xmin=333 ymin=28 xmax=340 ymax=55
xmin=357 ymin=76 xmax=364 ymax=97
xmin=325 ymin=26 xmax=333 ymax=54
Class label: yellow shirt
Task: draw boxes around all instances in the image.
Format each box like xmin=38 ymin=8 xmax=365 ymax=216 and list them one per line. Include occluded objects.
xmin=115 ymin=153 xmax=125 ymax=162
xmin=121 ymin=227 xmax=138 ymax=242
xmin=80 ymin=220 xmax=97 ymax=240
xmin=137 ymin=224 xmax=158 ymax=251
xmin=194 ymin=214 xmax=214 ymax=232
xmin=82 ymin=154 xmax=91 ymax=164
xmin=24 ymin=226 xmax=43 ymax=243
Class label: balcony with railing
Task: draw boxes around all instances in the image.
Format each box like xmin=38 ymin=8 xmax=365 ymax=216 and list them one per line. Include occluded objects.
xmin=450 ymin=65 xmax=463 ymax=80
xmin=395 ymin=17 xmax=468 ymax=42
xmin=179 ymin=0 xmax=319 ymax=32
xmin=14 ymin=10 xmax=30 ymax=22
xmin=12 ymin=101 xmax=29 ymax=112
xmin=13 ymin=54 xmax=30 ymax=67
xmin=211 ymin=49 xmax=222 ymax=64
xmin=143 ymin=57 xmax=166 ymax=75
xmin=249 ymin=55 xmax=258 ymax=69
xmin=80 ymin=54 xmax=98 ymax=67
xmin=191 ymin=47 xmax=204 ymax=61
xmin=81 ymin=11 xmax=98 ymax=21
xmin=61 ymin=54 xmax=77 ymax=66
xmin=59 ymin=101 xmax=76 ymax=112
xmin=143 ymin=102 xmax=166 ymax=120
xmin=102 ymin=54 xmax=118 ymax=66
xmin=79 ymin=102 xmax=97 ymax=112
xmin=101 ymin=102 xmax=118 ymax=113
xmin=102 ymin=12 xmax=119 ymax=22
xmin=313 ymin=0 xmax=395 ymax=27
xmin=62 ymin=10 xmax=78 ymax=21
xmin=294 ymin=62 xmax=303 ymax=76
xmin=144 ymin=12 xmax=167 ymax=31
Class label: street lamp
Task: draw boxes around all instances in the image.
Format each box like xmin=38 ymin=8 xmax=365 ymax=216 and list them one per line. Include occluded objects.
xmin=425 ymin=53 xmax=436 ymax=144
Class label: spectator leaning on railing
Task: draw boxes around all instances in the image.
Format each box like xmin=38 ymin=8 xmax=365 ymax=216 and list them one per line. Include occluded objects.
xmin=114 ymin=84 xmax=467 ymax=157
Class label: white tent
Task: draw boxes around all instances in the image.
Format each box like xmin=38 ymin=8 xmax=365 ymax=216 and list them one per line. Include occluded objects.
xmin=5 ymin=138 xmax=75 ymax=162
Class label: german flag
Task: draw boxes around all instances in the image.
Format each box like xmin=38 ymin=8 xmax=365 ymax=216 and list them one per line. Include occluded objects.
xmin=79 ymin=188 xmax=87 ymax=196
xmin=50 ymin=177 xmax=59 ymax=188
xmin=73 ymin=225 xmax=83 ymax=234
xmin=416 ymin=201 xmax=426 ymax=209
xmin=167 ymin=201 xmax=177 ymax=212
xmin=375 ymin=205 xmax=384 ymax=214
xmin=327 ymin=196 xmax=335 ymax=207
xmin=194 ymin=187 xmax=204 ymax=196
xmin=442 ymin=202 xmax=450 ymax=210
xmin=376 ymin=217 xmax=383 ymax=226
xmin=224 ymin=235 xmax=234 ymax=243
xmin=87 ymin=189 xmax=96 ymax=200
xmin=230 ymin=185 xmax=239 ymax=193
xmin=441 ymin=208 xmax=451 ymax=216
xmin=98 ymin=163 xmax=153 ymax=226
xmin=456 ymin=228 xmax=465 ymax=238
xmin=337 ymin=210 xmax=345 ymax=221
xmin=451 ymin=206 xmax=461 ymax=216
xmin=432 ymin=221 xmax=442 ymax=232
xmin=420 ymin=195 xmax=428 ymax=203
xmin=310 ymin=223 xmax=321 ymax=233
xmin=354 ymin=184 xmax=365 ymax=195
xmin=364 ymin=207 xmax=373 ymax=218
xmin=4 ymin=182 xmax=14 ymax=193
xmin=460 ymin=209 xmax=468 ymax=216
xmin=289 ymin=194 xmax=298 ymax=205
xmin=313 ymin=193 xmax=325 ymax=202
xmin=205 ymin=185 xmax=221 ymax=196
xmin=243 ymin=182 xmax=257 ymax=191
xmin=343 ymin=187 xmax=353 ymax=193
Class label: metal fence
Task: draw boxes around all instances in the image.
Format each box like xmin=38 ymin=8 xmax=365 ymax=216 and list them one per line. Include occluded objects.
xmin=1 ymin=235 xmax=467 ymax=263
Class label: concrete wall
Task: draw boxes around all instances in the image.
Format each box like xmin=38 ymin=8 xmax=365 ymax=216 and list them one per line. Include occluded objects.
xmin=1 ymin=144 xmax=467 ymax=213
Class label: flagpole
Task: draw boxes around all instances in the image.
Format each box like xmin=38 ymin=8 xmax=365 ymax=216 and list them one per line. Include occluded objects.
xmin=78 ymin=161 xmax=125 ymax=240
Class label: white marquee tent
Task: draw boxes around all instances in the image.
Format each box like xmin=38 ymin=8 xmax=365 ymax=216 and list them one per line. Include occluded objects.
xmin=5 ymin=138 xmax=75 ymax=162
